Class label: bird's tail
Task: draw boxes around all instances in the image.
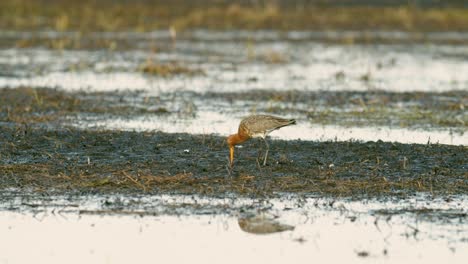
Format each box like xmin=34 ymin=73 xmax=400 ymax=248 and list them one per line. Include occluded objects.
xmin=276 ymin=118 xmax=296 ymax=129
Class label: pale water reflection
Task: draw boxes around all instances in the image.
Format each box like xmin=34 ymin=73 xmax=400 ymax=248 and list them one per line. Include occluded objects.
xmin=0 ymin=193 xmax=466 ymax=264
xmin=1 ymin=37 xmax=468 ymax=94
xmin=74 ymin=113 xmax=466 ymax=145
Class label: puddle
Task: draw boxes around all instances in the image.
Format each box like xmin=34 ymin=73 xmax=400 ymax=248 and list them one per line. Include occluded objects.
xmin=73 ymin=112 xmax=466 ymax=145
xmin=0 ymin=192 xmax=466 ymax=264
xmin=4 ymin=29 xmax=468 ymax=43
xmin=1 ymin=31 xmax=466 ymax=146
xmin=1 ymin=38 xmax=468 ymax=94
xmin=1 ymin=31 xmax=466 ymax=145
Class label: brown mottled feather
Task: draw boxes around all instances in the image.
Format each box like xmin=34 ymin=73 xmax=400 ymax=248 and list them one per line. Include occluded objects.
xmin=239 ymin=114 xmax=296 ymax=138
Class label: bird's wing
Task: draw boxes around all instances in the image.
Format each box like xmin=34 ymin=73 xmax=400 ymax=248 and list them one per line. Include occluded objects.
xmin=241 ymin=115 xmax=294 ymax=135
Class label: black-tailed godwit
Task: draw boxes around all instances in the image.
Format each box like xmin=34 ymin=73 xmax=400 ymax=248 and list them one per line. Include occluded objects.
xmin=227 ymin=114 xmax=296 ymax=166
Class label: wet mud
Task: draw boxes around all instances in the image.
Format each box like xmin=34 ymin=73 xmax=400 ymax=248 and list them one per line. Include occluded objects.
xmin=1 ymin=124 xmax=466 ymax=197
xmin=1 ymin=87 xmax=466 ymax=131
xmin=1 ymin=86 xmax=466 ymax=197
xmin=206 ymin=89 xmax=467 ymax=130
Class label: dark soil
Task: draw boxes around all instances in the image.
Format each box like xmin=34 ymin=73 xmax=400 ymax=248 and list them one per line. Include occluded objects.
xmin=0 ymin=125 xmax=466 ymax=197
xmin=0 ymin=87 xmax=466 ymax=197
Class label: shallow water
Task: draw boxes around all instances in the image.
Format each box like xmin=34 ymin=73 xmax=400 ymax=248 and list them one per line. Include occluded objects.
xmin=72 ymin=112 xmax=465 ymax=145
xmin=0 ymin=30 xmax=468 ymax=145
xmin=1 ymin=42 xmax=468 ymax=93
xmin=0 ymin=192 xmax=467 ymax=264
xmin=1 ymin=30 xmax=466 ymax=263
xmin=1 ymin=30 xmax=466 ymax=145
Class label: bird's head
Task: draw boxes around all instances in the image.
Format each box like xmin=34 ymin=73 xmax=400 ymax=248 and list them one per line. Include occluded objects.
xmin=226 ymin=133 xmax=249 ymax=167
xmin=226 ymin=134 xmax=237 ymax=147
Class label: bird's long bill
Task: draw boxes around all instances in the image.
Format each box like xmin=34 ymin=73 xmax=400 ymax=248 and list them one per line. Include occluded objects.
xmin=229 ymin=146 xmax=234 ymax=166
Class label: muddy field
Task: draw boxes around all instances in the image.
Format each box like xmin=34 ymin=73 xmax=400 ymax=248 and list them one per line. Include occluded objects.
xmin=0 ymin=124 xmax=466 ymax=196
xmin=0 ymin=86 xmax=466 ymax=196
xmin=0 ymin=1 xmax=467 ymax=263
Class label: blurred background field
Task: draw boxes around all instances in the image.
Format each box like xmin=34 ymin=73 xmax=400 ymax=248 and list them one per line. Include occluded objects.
xmin=1 ymin=0 xmax=468 ymax=32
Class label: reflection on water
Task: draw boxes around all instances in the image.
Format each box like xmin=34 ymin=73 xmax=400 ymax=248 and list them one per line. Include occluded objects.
xmin=0 ymin=193 xmax=466 ymax=264
xmin=72 ymin=112 xmax=466 ymax=145
xmin=1 ymin=36 xmax=468 ymax=93
xmin=3 ymin=29 xmax=468 ymax=41
xmin=238 ymin=213 xmax=295 ymax=234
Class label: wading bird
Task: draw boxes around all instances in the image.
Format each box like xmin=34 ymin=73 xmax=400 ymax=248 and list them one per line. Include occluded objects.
xmin=227 ymin=114 xmax=296 ymax=167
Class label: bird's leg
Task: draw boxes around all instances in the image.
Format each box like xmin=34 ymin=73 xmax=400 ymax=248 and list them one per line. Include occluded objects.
xmin=262 ymin=137 xmax=269 ymax=166
xmin=226 ymin=156 xmax=233 ymax=177
xmin=229 ymin=146 xmax=234 ymax=168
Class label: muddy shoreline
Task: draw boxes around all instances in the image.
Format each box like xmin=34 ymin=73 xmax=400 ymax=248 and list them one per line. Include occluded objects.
xmin=1 ymin=124 xmax=466 ymax=197
xmin=1 ymin=87 xmax=466 ymax=197
xmin=1 ymin=87 xmax=466 ymax=131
